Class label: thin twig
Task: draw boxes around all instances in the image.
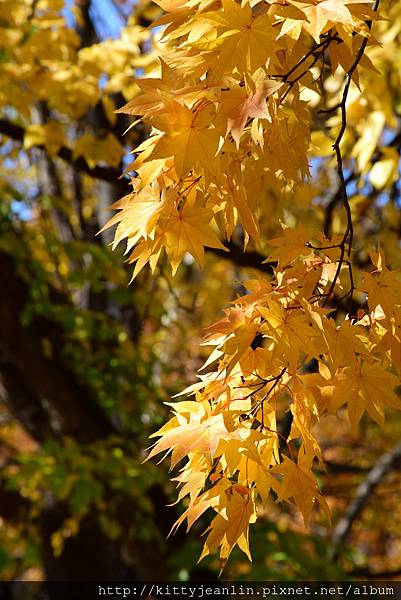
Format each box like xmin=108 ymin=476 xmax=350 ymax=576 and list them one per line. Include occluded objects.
xmin=158 ymin=263 xmax=194 ymax=313
xmin=271 ymin=35 xmax=340 ymax=83
xmin=321 ymin=0 xmax=380 ymax=306
xmin=278 ymin=37 xmax=335 ymax=105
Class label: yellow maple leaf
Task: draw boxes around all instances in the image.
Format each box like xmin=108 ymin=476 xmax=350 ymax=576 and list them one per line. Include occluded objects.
xmin=102 ymin=187 xmax=166 ymax=250
xmin=151 ymin=101 xmax=221 ymax=180
xmin=224 ymin=72 xmax=282 ymax=146
xmin=332 ymin=362 xmax=401 ymax=431
xmin=147 ymin=411 xmax=229 ymax=469
xmin=374 ymin=306 xmax=401 ymax=374
xmin=266 ymin=225 xmax=314 ymax=266
xmin=360 ymin=270 xmax=401 ymax=316
xmin=273 ymin=453 xmax=328 ymax=524
xmin=321 ymin=319 xmax=369 ymax=371
xmin=164 ymin=204 xmax=227 ymax=274
xmin=199 ymin=488 xmax=256 ymax=563
xmin=259 ymin=300 xmax=318 ymax=366
xmin=170 ymin=481 xmax=225 ymax=536
xmin=206 ymin=0 xmax=278 ymax=76
xmin=221 ymin=321 xmax=260 ymax=374
xmin=292 ymin=0 xmax=355 ymax=43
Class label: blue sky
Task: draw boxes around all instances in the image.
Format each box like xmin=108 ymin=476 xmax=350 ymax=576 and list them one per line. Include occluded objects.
xmin=62 ymin=0 xmax=127 ymax=40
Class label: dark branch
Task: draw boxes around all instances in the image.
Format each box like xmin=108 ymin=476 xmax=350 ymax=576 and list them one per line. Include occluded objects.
xmin=0 ymin=119 xmax=275 ymax=273
xmin=208 ymin=242 xmax=275 ymax=273
xmin=323 ymin=172 xmax=356 ymax=238
xmin=0 ymin=117 xmax=127 ymax=186
xmin=322 ymin=1 xmax=380 ymax=306
xmin=323 ymin=460 xmax=369 ymax=474
xmin=271 ymin=35 xmax=340 ymax=83
xmin=350 ymin=566 xmax=401 ymax=579
xmin=0 ymin=250 xmax=116 ymax=443
xmin=330 ymin=440 xmax=401 ymax=560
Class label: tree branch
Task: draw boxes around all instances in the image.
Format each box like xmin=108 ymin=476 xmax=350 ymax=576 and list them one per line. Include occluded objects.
xmin=0 ymin=118 xmax=275 ymax=273
xmin=350 ymin=566 xmax=401 ymax=579
xmin=0 ymin=118 xmax=126 ymax=186
xmin=323 ymin=459 xmax=369 ymax=474
xmin=321 ymin=1 xmax=380 ymax=306
xmin=323 ymin=172 xmax=356 ymax=238
xmin=208 ymin=242 xmax=275 ymax=273
xmin=0 ymin=250 xmax=116 ymax=443
xmin=330 ymin=440 xmax=401 ymax=560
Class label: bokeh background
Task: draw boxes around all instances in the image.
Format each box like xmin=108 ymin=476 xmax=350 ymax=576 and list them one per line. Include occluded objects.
xmin=1 ymin=0 xmax=401 ymax=583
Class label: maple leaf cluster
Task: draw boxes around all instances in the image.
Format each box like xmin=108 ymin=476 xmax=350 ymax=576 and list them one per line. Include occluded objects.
xmin=106 ymin=0 xmax=377 ymax=274
xmin=105 ymin=0 xmax=401 ymax=566
xmin=147 ymin=245 xmax=401 ymax=564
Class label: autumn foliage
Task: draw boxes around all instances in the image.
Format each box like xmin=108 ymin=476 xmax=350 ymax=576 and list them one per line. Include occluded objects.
xmin=1 ymin=0 xmax=401 ymax=582
xmin=105 ymin=0 xmax=401 ymax=568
